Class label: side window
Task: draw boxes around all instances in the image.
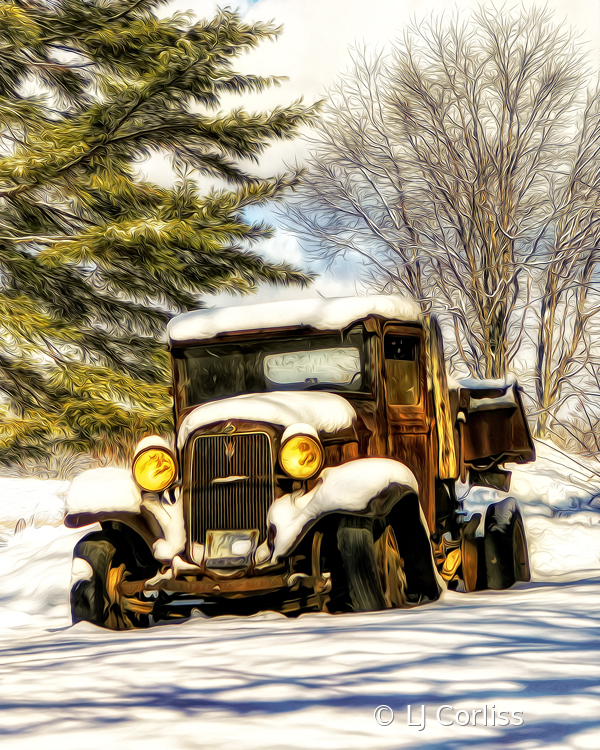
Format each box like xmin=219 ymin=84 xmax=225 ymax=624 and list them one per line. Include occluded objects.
xmin=384 ymin=334 xmax=420 ymax=405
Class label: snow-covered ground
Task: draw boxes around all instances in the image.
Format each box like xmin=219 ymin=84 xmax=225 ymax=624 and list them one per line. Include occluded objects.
xmin=2 ymin=441 xmax=600 ymax=749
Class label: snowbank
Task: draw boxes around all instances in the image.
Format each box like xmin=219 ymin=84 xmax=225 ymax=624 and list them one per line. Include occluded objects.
xmin=0 ymin=477 xmax=94 ymax=632
xmin=0 ymin=477 xmax=67 ymax=535
xmin=461 ymin=440 xmax=600 ymax=580
xmin=0 ymin=525 xmax=91 ymax=631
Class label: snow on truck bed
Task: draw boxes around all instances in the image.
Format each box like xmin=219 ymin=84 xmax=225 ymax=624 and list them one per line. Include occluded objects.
xmin=2 ymin=441 xmax=600 ymax=749
xmin=167 ymin=293 xmax=421 ymax=344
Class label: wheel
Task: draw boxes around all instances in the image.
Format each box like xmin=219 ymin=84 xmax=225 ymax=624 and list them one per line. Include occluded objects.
xmin=512 ymin=511 xmax=530 ymax=583
xmin=335 ymin=518 xmax=407 ymax=612
xmin=460 ymin=513 xmax=484 ymax=592
xmin=483 ymin=498 xmax=530 ymax=590
xmin=71 ymin=526 xmax=158 ymax=630
xmin=375 ymin=525 xmax=408 ymax=607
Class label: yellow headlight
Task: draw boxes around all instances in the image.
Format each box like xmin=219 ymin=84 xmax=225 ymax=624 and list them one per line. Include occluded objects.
xmin=279 ymin=435 xmax=323 ymax=479
xmin=133 ymin=448 xmax=177 ymax=492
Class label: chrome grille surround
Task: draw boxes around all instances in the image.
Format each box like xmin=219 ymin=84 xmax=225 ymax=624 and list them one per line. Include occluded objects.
xmin=188 ymin=430 xmax=274 ymax=545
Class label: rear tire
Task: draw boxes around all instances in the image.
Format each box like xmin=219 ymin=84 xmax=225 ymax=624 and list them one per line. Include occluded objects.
xmin=460 ymin=513 xmax=485 ymax=592
xmin=484 ymin=498 xmax=530 ymax=589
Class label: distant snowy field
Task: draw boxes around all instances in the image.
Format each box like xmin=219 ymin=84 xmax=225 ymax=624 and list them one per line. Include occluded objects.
xmin=2 ymin=441 xmax=600 ymax=749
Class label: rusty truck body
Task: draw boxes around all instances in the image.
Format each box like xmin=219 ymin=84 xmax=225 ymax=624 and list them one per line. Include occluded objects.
xmin=66 ymin=295 xmax=534 ymax=628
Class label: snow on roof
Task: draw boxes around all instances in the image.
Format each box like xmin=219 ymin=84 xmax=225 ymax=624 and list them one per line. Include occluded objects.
xmin=167 ymin=294 xmax=421 ymax=346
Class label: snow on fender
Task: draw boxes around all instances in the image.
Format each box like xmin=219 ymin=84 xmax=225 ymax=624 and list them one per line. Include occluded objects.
xmin=66 ymin=467 xmax=142 ymax=520
xmin=264 ymin=458 xmax=419 ymax=563
xmin=65 ymin=467 xmax=186 ymax=564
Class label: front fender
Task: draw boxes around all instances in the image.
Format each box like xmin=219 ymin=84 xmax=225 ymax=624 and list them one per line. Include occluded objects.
xmin=65 ymin=467 xmax=185 ymax=564
xmin=265 ymin=458 xmax=419 ymax=563
xmin=66 ymin=468 xmax=142 ymax=523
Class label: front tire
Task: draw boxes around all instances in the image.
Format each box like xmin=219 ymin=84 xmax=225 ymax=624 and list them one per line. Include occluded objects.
xmin=334 ymin=516 xmax=410 ymax=612
xmin=336 ymin=519 xmax=387 ymax=611
xmin=71 ymin=526 xmax=158 ymax=630
xmin=375 ymin=525 xmax=408 ymax=607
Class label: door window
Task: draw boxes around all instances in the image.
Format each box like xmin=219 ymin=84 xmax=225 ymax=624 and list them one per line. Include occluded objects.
xmin=384 ymin=334 xmax=420 ymax=405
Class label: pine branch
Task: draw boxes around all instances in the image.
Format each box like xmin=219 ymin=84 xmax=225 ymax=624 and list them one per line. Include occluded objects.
xmin=0 ymin=1 xmax=317 ymax=461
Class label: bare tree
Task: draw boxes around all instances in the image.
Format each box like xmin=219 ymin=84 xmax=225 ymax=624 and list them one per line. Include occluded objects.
xmin=284 ymin=6 xmax=595 ymax=382
xmin=544 ymin=389 xmax=600 ymax=477
xmin=284 ymin=49 xmax=427 ymax=303
xmin=532 ymin=90 xmax=600 ymax=436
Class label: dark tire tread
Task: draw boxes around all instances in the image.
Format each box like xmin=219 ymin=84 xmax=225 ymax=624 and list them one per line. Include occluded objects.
xmin=337 ymin=523 xmax=387 ymax=611
xmin=484 ymin=498 xmax=530 ymax=590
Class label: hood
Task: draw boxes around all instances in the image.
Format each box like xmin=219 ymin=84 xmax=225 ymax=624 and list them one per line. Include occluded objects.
xmin=178 ymin=391 xmax=356 ymax=444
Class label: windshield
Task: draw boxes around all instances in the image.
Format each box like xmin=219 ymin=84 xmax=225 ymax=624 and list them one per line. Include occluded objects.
xmin=173 ymin=327 xmax=369 ymax=409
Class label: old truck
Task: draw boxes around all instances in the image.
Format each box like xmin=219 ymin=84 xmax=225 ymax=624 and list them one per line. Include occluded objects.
xmin=66 ymin=295 xmax=535 ymax=629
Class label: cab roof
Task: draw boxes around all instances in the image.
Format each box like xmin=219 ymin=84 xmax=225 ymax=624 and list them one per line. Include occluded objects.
xmin=167 ymin=294 xmax=421 ymax=346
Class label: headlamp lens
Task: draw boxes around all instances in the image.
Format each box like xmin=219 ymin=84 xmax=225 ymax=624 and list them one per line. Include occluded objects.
xmin=279 ymin=435 xmax=323 ymax=479
xmin=133 ymin=448 xmax=176 ymax=491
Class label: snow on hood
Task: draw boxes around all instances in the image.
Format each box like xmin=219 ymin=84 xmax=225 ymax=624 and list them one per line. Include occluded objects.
xmin=168 ymin=294 xmax=420 ymax=345
xmin=178 ymin=391 xmax=356 ymax=444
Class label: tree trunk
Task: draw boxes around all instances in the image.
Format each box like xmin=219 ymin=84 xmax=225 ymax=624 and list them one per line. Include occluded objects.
xmin=534 ymin=271 xmax=559 ymax=438
xmin=484 ymin=301 xmax=507 ymax=379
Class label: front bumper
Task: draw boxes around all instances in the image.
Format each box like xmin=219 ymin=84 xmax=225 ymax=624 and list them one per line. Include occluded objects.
xmin=120 ymin=571 xmax=332 ymax=597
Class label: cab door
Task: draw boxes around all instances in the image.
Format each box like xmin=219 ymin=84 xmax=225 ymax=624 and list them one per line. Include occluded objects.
xmin=383 ymin=324 xmax=436 ymax=532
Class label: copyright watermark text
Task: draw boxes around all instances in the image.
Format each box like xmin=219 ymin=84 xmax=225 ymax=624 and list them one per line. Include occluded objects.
xmin=374 ymin=704 xmax=524 ymax=730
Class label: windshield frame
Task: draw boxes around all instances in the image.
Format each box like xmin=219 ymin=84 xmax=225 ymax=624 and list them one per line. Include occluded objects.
xmin=171 ymin=325 xmax=373 ymax=420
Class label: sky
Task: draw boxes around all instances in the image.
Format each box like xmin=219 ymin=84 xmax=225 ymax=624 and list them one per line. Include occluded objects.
xmin=150 ymin=0 xmax=600 ymax=304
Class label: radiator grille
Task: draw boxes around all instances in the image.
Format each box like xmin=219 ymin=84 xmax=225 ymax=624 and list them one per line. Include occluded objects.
xmin=189 ymin=432 xmax=274 ymax=544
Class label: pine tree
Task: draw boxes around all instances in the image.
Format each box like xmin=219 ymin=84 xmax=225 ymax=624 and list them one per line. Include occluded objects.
xmin=0 ymin=0 xmax=316 ymax=466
